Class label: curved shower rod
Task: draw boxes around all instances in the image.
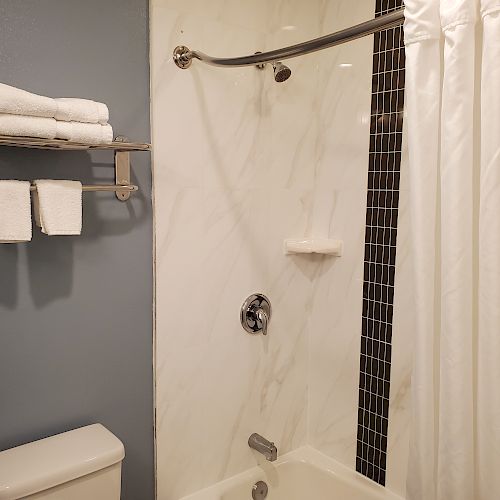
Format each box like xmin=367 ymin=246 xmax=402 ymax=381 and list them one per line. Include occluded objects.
xmin=173 ymin=8 xmax=405 ymax=70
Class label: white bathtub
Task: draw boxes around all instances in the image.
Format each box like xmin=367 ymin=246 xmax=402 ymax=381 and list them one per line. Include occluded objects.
xmin=180 ymin=446 xmax=404 ymax=500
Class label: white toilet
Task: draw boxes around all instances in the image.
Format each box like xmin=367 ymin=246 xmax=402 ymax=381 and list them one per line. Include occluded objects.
xmin=0 ymin=424 xmax=125 ymax=500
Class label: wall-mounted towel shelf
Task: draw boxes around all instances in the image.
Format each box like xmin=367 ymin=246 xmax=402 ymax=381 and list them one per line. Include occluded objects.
xmin=0 ymin=134 xmax=151 ymax=201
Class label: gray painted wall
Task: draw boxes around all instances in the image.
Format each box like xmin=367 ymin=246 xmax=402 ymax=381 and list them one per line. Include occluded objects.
xmin=0 ymin=2 xmax=154 ymax=499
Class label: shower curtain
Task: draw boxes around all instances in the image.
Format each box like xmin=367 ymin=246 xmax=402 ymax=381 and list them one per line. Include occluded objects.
xmin=404 ymin=0 xmax=500 ymax=499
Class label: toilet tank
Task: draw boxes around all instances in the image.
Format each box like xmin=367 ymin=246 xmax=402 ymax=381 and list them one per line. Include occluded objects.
xmin=0 ymin=424 xmax=125 ymax=500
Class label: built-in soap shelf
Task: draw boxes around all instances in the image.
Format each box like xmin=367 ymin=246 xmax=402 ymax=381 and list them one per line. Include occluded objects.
xmin=284 ymin=239 xmax=343 ymax=256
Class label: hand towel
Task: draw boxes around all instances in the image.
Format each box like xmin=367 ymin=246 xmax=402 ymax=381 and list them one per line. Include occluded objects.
xmin=55 ymin=121 xmax=113 ymax=144
xmin=55 ymin=98 xmax=109 ymax=125
xmin=0 ymin=180 xmax=32 ymax=243
xmin=0 ymin=83 xmax=57 ymax=119
xmin=33 ymin=180 xmax=82 ymax=236
xmin=0 ymin=113 xmax=57 ymax=139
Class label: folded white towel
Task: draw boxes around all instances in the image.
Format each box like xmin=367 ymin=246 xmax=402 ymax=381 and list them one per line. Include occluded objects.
xmin=0 ymin=113 xmax=57 ymax=139
xmin=33 ymin=180 xmax=82 ymax=236
xmin=55 ymin=121 xmax=113 ymax=144
xmin=0 ymin=83 xmax=110 ymax=125
xmin=0 ymin=83 xmax=57 ymax=119
xmin=0 ymin=180 xmax=32 ymax=243
xmin=55 ymin=98 xmax=109 ymax=125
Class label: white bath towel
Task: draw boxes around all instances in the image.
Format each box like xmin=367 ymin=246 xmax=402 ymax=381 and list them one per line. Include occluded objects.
xmin=0 ymin=180 xmax=32 ymax=243
xmin=0 ymin=83 xmax=57 ymax=119
xmin=0 ymin=83 xmax=110 ymax=124
xmin=55 ymin=121 xmax=113 ymax=144
xmin=55 ymin=98 xmax=109 ymax=125
xmin=0 ymin=113 xmax=57 ymax=139
xmin=33 ymin=180 xmax=82 ymax=236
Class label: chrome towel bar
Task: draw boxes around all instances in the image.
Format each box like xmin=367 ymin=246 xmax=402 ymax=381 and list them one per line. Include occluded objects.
xmin=28 ymin=184 xmax=138 ymax=193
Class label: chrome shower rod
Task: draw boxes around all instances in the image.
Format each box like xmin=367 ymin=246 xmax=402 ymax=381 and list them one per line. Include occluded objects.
xmin=173 ymin=8 xmax=405 ymax=70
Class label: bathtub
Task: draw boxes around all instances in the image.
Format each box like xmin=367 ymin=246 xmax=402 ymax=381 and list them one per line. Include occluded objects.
xmin=180 ymin=446 xmax=404 ymax=500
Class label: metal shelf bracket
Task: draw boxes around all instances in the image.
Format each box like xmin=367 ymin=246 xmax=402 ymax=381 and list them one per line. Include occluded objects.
xmin=114 ymin=136 xmax=132 ymax=201
xmin=115 ymin=150 xmax=131 ymax=201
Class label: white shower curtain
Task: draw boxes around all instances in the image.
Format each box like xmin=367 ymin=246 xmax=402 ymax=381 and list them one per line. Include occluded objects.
xmin=404 ymin=0 xmax=500 ymax=499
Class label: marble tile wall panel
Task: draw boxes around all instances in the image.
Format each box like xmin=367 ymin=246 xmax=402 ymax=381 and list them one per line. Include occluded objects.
xmin=151 ymin=1 xmax=411 ymax=498
xmin=307 ymin=0 xmax=375 ymax=469
xmin=151 ymin=1 xmax=321 ymax=498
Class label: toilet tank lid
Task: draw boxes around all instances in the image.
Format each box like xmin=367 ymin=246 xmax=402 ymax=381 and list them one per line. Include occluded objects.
xmin=0 ymin=424 xmax=125 ymax=499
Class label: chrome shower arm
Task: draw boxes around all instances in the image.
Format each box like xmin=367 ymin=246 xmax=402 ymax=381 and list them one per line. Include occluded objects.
xmin=173 ymin=8 xmax=405 ymax=70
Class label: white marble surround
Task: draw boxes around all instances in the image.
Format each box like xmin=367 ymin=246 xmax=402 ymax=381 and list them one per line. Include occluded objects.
xmin=151 ymin=1 xmax=411 ymax=499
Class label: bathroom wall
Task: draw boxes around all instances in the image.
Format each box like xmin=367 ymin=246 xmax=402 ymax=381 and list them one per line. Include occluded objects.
xmin=354 ymin=0 xmax=408 ymax=488
xmin=307 ymin=2 xmax=412 ymax=497
xmin=152 ymin=0 xmax=411 ymax=498
xmin=0 ymin=2 xmax=154 ymax=499
xmin=151 ymin=1 xmax=312 ymax=497
xmin=306 ymin=2 xmax=412 ymax=498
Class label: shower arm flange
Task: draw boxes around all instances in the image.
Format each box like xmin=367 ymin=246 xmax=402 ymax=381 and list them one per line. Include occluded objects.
xmin=173 ymin=45 xmax=193 ymax=69
xmin=172 ymin=8 xmax=405 ymax=70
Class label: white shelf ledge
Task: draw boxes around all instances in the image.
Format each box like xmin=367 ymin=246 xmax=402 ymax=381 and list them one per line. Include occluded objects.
xmin=284 ymin=239 xmax=343 ymax=256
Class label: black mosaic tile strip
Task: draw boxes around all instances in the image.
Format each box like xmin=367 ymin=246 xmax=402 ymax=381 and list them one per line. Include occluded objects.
xmin=355 ymin=0 xmax=405 ymax=487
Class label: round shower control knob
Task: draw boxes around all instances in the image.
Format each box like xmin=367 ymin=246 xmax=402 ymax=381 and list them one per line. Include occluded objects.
xmin=252 ymin=481 xmax=269 ymax=500
xmin=240 ymin=294 xmax=272 ymax=335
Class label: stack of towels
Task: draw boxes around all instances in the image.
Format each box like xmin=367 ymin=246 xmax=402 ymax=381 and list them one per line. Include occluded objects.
xmin=0 ymin=180 xmax=82 ymax=243
xmin=0 ymin=83 xmax=113 ymax=144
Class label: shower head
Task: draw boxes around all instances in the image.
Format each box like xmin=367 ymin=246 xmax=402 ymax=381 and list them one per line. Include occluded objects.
xmin=253 ymin=53 xmax=292 ymax=83
xmin=272 ymin=61 xmax=291 ymax=83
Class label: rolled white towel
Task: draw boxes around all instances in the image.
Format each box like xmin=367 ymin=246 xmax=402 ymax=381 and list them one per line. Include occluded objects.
xmin=0 ymin=83 xmax=57 ymax=119
xmin=55 ymin=98 xmax=109 ymax=125
xmin=33 ymin=180 xmax=82 ymax=236
xmin=0 ymin=113 xmax=57 ymax=139
xmin=55 ymin=121 xmax=113 ymax=144
xmin=0 ymin=180 xmax=32 ymax=243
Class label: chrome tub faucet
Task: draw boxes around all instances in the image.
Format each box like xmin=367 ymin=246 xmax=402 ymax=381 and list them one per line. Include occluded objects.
xmin=248 ymin=433 xmax=278 ymax=462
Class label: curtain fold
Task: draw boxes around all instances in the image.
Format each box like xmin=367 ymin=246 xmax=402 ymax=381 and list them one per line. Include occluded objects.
xmin=438 ymin=2 xmax=476 ymax=499
xmin=478 ymin=2 xmax=500 ymax=499
xmin=404 ymin=0 xmax=500 ymax=498
xmin=404 ymin=11 xmax=441 ymax=499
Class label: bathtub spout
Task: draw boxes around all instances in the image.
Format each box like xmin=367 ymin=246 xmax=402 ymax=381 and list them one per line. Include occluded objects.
xmin=248 ymin=433 xmax=278 ymax=462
